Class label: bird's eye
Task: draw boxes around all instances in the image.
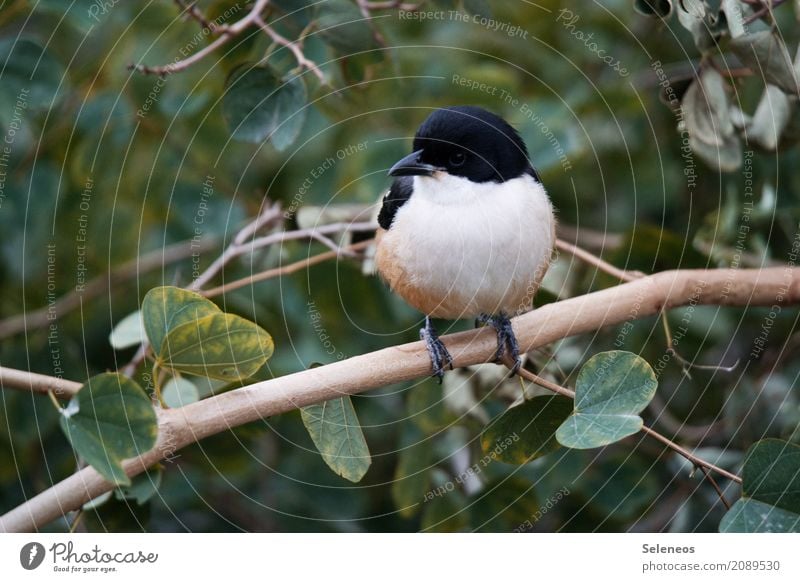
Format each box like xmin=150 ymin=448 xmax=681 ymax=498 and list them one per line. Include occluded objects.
xmin=449 ymin=151 xmax=466 ymax=167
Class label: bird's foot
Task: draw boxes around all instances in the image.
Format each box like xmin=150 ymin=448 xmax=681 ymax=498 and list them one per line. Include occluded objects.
xmin=420 ymin=317 xmax=453 ymax=383
xmin=478 ymin=312 xmax=521 ymax=374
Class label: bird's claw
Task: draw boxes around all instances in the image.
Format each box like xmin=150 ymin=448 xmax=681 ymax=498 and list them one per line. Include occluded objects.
xmin=478 ymin=313 xmax=521 ymax=374
xmin=420 ymin=318 xmax=453 ymax=383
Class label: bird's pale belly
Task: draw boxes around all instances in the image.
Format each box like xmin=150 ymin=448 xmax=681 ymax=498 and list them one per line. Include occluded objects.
xmin=375 ymin=181 xmax=555 ymax=320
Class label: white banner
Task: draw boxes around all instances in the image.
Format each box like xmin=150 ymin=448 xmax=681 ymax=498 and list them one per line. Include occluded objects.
xmin=1 ymin=533 xmax=799 ymax=581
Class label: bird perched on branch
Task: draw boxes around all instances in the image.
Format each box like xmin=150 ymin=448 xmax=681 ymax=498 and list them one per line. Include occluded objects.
xmin=375 ymin=105 xmax=556 ymax=380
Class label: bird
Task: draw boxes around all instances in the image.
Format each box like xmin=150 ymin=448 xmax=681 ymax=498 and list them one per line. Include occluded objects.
xmin=374 ymin=105 xmax=556 ymax=380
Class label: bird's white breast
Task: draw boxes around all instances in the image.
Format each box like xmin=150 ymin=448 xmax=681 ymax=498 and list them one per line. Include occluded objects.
xmin=375 ymin=172 xmax=555 ymax=319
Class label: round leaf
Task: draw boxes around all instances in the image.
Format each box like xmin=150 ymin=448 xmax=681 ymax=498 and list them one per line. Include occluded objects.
xmin=719 ymin=439 xmax=800 ymax=532
xmin=731 ymin=31 xmax=799 ymax=96
xmin=480 ymin=396 xmax=573 ymax=464
xmin=158 ymin=312 xmax=274 ymax=381
xmin=60 ymin=373 xmax=158 ymax=486
xmin=109 ymin=310 xmax=146 ymax=350
xmin=316 ymin=0 xmax=380 ymax=53
xmin=222 ymin=65 xmax=307 ymax=150
xmin=162 ymin=376 xmax=200 ymax=409
xmin=556 ymin=351 xmax=658 ymax=450
xmin=141 ymin=286 xmax=220 ymax=354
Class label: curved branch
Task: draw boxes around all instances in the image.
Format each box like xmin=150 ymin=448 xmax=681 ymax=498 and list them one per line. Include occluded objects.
xmin=2 ymin=266 xmax=798 ymax=532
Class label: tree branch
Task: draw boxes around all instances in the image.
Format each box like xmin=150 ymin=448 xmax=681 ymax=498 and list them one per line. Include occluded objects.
xmin=0 ymin=367 xmax=81 ymax=399
xmin=128 ymin=0 xmax=270 ymax=75
xmin=2 ymin=266 xmax=797 ymax=531
xmin=0 ymin=237 xmax=218 ymax=340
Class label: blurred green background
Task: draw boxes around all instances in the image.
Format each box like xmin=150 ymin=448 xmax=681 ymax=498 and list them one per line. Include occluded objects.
xmin=1 ymin=0 xmax=799 ymax=532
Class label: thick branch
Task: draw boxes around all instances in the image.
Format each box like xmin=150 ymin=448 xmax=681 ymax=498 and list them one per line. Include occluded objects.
xmin=2 ymin=266 xmax=798 ymax=532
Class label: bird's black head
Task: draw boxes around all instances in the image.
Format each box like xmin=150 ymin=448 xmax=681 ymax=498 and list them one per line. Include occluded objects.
xmin=388 ymin=106 xmax=534 ymax=183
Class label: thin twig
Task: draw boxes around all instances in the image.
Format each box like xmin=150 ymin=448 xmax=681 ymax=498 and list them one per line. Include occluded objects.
xmin=0 ymin=237 xmax=218 ymax=340
xmin=174 ymin=0 xmax=219 ymax=31
xmin=640 ymin=426 xmax=742 ymax=483
xmin=555 ymin=238 xmax=641 ymax=282
xmin=190 ymin=220 xmax=375 ymax=290
xmin=129 ymin=0 xmax=270 ymax=75
xmin=201 ymin=239 xmax=373 ymax=297
xmin=515 ymin=368 xmax=742 ymax=484
xmin=188 ymin=203 xmax=285 ymax=290
xmin=0 ymin=366 xmax=81 ymax=399
xmin=253 ymin=14 xmax=327 ymax=83
xmin=698 ymin=466 xmax=732 ymax=510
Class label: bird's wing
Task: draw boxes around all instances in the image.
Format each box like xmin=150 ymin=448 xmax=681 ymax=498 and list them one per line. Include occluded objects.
xmin=377 ymin=176 xmax=413 ymax=230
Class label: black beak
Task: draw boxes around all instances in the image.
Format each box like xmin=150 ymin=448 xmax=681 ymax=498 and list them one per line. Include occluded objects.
xmin=388 ymin=150 xmax=442 ymax=177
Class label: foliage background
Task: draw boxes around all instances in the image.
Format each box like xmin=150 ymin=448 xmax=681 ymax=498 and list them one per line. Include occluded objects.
xmin=1 ymin=0 xmax=799 ymax=532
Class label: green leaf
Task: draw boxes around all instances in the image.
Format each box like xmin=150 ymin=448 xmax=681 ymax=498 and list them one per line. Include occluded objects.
xmin=720 ymin=499 xmax=800 ymax=532
xmin=60 ymin=373 xmax=158 ymax=486
xmin=719 ymin=439 xmax=800 ymax=532
xmin=300 ymin=396 xmax=371 ymax=483
xmin=682 ymin=68 xmax=742 ymax=171
xmin=462 ymin=0 xmax=492 ymax=18
xmin=684 ymin=68 xmax=735 ymax=147
xmin=0 ymin=38 xmax=66 ymax=123
xmin=161 ymin=376 xmax=200 ymax=408
xmin=222 ymin=65 xmax=307 ymax=150
xmin=316 ymin=0 xmax=380 ymax=54
xmin=480 ymin=396 xmax=573 ymax=464
xmin=109 ymin=310 xmax=146 ymax=350
xmin=720 ymin=0 xmax=747 ymax=38
xmin=741 ymin=439 xmax=800 ymax=512
xmin=730 ymin=31 xmax=799 ymax=96
xmin=141 ymin=286 xmax=220 ymax=355
xmin=158 ymin=312 xmax=274 ymax=381
xmin=420 ymin=469 xmax=468 ymax=532
xmin=634 ymin=0 xmax=673 ymax=18
xmin=468 ymin=478 xmax=539 ymax=532
xmin=748 ymin=85 xmax=793 ymax=151
xmin=676 ymin=0 xmax=716 ymax=52
xmin=115 ymin=467 xmax=163 ymax=505
xmin=556 ymin=351 xmax=658 ymax=449
xmin=392 ymin=424 xmax=433 ymax=518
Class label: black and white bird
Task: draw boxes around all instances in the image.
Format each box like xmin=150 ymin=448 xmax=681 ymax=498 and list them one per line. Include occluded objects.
xmin=375 ymin=105 xmax=556 ymax=380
